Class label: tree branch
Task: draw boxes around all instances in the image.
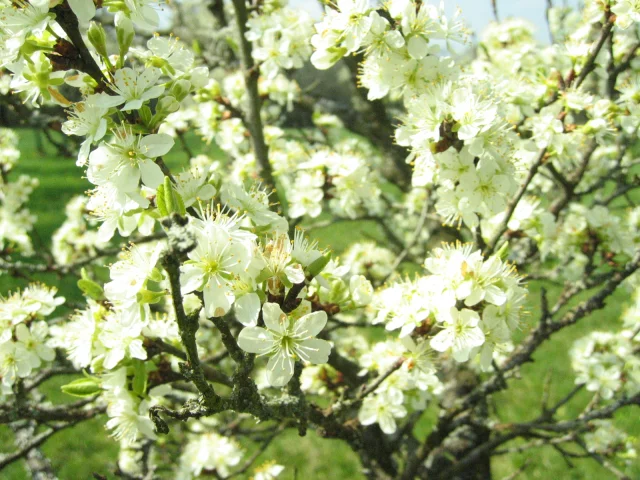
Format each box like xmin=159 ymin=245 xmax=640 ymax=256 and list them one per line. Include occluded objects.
xmin=230 ymin=0 xmax=278 ymax=200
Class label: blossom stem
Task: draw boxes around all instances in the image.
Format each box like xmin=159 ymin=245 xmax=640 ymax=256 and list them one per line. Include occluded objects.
xmin=161 ymin=220 xmax=221 ymax=409
xmin=50 ymin=5 xmax=110 ymax=91
xmin=484 ymin=147 xmax=546 ymax=256
xmin=230 ymin=0 xmax=279 ymax=206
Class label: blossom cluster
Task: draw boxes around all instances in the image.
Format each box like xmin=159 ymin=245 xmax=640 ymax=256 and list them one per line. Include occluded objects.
xmin=0 ymin=129 xmax=38 ymax=256
xmin=374 ymin=243 xmax=526 ymax=369
xmin=246 ymin=4 xmax=314 ymax=79
xmin=570 ymin=288 xmax=640 ymax=400
xmin=356 ymin=336 xmax=443 ymax=434
xmin=0 ymin=284 xmax=63 ymax=394
xmin=0 ymin=0 xmax=639 ymax=476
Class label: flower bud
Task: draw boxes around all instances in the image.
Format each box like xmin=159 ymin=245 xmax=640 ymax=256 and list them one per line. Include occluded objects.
xmin=115 ymin=12 xmax=134 ymax=59
xmin=189 ymin=66 xmax=210 ymax=89
xmin=87 ymin=21 xmax=109 ymax=60
xmin=349 ymin=275 xmax=373 ymax=306
xmin=171 ymin=79 xmax=192 ymax=101
xmin=157 ymin=95 xmax=179 ymax=114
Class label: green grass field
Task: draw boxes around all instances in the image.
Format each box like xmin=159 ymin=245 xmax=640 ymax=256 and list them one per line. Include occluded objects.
xmin=1 ymin=130 xmax=638 ymax=479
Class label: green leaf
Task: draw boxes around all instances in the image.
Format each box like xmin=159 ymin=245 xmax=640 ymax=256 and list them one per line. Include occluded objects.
xmin=77 ymin=278 xmax=104 ymax=301
xmin=61 ymin=377 xmax=102 ymax=398
xmin=173 ymin=189 xmax=186 ymax=216
xmin=163 ymin=176 xmax=174 ymax=215
xmin=156 ymin=182 xmax=168 ymax=217
xmin=158 ymin=176 xmax=187 ymax=217
xmin=191 ymin=39 xmax=201 ymax=56
xmin=132 ymin=359 xmax=148 ymax=397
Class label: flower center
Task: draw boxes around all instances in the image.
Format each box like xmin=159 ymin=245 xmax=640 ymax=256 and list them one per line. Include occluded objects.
xmin=205 ymin=259 xmax=220 ymax=275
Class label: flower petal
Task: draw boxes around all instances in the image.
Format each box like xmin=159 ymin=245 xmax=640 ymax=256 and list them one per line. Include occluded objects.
xmin=266 ymin=350 xmax=294 ymax=387
xmin=294 ymin=311 xmax=327 ymax=338
xmin=235 ymin=293 xmax=261 ymax=327
xmin=262 ymin=302 xmax=287 ymax=334
xmin=295 ymin=338 xmax=331 ymax=364
xmin=139 ymin=159 xmax=164 ymax=189
xmin=203 ymin=280 xmax=234 ymax=317
xmin=180 ymin=264 xmax=204 ymax=294
xmin=237 ymin=327 xmax=273 ymax=354
xmin=68 ymin=0 xmax=96 ymax=23
xmin=430 ymin=328 xmax=454 ymax=352
xmin=140 ymin=134 xmax=175 ymax=158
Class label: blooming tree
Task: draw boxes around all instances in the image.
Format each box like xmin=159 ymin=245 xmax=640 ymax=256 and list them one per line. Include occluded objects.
xmin=0 ymin=0 xmax=639 ymax=478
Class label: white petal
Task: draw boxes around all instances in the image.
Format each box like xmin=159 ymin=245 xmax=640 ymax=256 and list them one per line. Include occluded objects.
xmin=358 ymin=400 xmax=377 ymax=425
xmin=67 ymin=0 xmax=96 ymax=23
xmin=262 ymin=302 xmax=287 ymax=334
xmin=16 ymin=360 xmax=32 ymax=378
xmin=114 ymin=164 xmax=141 ymax=192
xmin=464 ymin=287 xmax=485 ymax=307
xmin=98 ymin=219 xmax=116 ymax=242
xmin=294 ymin=311 xmax=327 ymax=338
xmin=122 ymin=99 xmax=143 ymax=111
xmin=285 ymin=264 xmax=305 ymax=285
xmin=452 ymin=347 xmax=471 ymax=362
xmin=464 ymin=327 xmax=486 ymax=348
xmin=203 ymin=280 xmax=233 ymax=317
xmin=295 ymin=338 xmax=331 ymax=364
xmin=237 ymin=327 xmax=273 ymax=354
xmin=386 ymin=30 xmax=405 ymax=49
xmin=235 ymin=293 xmax=261 ymax=327
xmin=484 ymin=286 xmax=507 ymax=306
xmin=36 ymin=345 xmax=56 ymax=362
xmin=128 ymin=339 xmax=147 ymax=360
xmin=266 ymin=350 xmax=294 ymax=387
xmin=15 ymin=324 xmax=30 ymax=342
xmin=140 ymin=85 xmax=164 ymax=101
xmin=180 ymin=265 xmax=204 ymax=294
xmin=379 ymin=413 xmax=397 ymax=434
xmin=407 ymin=36 xmax=428 ymax=59
xmin=92 ymin=93 xmax=124 ymax=108
xmin=430 ymin=328 xmax=453 ymax=352
xmin=104 ymin=348 xmax=125 ymax=370
xmin=139 ymin=159 xmax=164 ymax=189
xmin=140 ymin=134 xmax=174 ymax=158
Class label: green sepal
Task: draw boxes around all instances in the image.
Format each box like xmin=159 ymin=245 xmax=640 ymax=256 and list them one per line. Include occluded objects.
xmin=281 ymin=275 xmax=293 ymax=289
xmin=307 ymin=252 xmax=332 ymax=278
xmin=329 ymin=279 xmax=349 ymax=305
xmin=137 ymin=288 xmax=165 ymax=305
xmin=495 ymin=241 xmax=509 ymax=261
xmin=149 ymin=267 xmax=164 ymax=283
xmin=256 ymin=289 xmax=267 ymax=304
xmin=139 ymin=105 xmax=152 ymax=126
xmin=255 ymin=269 xmax=273 ymax=284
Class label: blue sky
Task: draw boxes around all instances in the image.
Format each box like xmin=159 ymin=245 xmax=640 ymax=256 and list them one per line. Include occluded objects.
xmin=290 ymin=0 xmax=582 ymax=42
